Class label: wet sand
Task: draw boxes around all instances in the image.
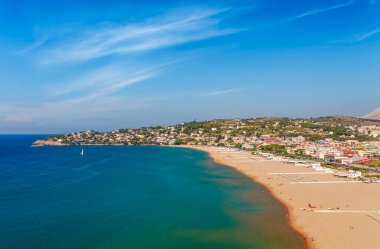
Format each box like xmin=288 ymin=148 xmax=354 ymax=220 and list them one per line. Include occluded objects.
xmin=184 ymin=145 xmax=380 ymax=249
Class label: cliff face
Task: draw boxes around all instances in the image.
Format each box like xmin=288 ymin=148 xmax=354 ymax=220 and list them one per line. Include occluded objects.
xmin=363 ymin=107 xmax=380 ymax=120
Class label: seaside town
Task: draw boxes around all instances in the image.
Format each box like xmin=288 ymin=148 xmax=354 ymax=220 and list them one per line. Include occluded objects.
xmin=35 ymin=116 xmax=380 ymax=181
xmin=4 ymin=0 xmax=380 ymax=248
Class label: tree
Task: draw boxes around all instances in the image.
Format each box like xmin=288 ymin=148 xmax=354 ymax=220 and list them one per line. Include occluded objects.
xmin=294 ymin=149 xmax=305 ymax=155
xmin=234 ymin=143 xmax=243 ymax=149
xmin=260 ymin=144 xmax=287 ymax=155
xmin=174 ymin=139 xmax=183 ymax=145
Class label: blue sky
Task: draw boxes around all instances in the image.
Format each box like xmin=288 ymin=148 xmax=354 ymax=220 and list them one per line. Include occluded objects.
xmin=0 ymin=0 xmax=379 ymax=133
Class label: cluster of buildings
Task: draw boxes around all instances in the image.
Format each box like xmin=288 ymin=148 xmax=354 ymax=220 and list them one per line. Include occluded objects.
xmin=38 ymin=117 xmax=380 ymax=175
xmin=284 ymin=160 xmax=363 ymax=179
xmin=357 ymin=126 xmax=380 ymax=138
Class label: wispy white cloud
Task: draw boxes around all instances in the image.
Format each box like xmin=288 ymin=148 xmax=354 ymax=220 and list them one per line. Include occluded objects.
xmin=0 ymin=97 xmax=127 ymax=125
xmin=16 ymin=36 xmax=49 ymax=54
xmin=0 ymin=64 xmax=161 ymax=125
xmin=0 ymin=104 xmax=13 ymax=112
xmin=329 ymin=27 xmax=380 ymax=43
xmin=284 ymin=1 xmax=354 ymax=22
xmin=36 ymin=7 xmax=239 ymax=64
xmin=0 ymin=85 xmax=248 ymax=124
xmin=53 ymin=71 xmax=157 ymax=104
xmin=200 ymin=87 xmax=247 ymax=97
xmin=3 ymin=6 xmax=244 ymax=131
xmin=355 ymin=28 xmax=380 ymax=41
xmin=4 ymin=115 xmax=33 ymax=123
xmin=48 ymin=65 xmax=126 ymax=96
xmin=48 ymin=63 xmax=163 ymax=98
xmin=45 ymin=64 xmax=162 ymax=109
xmin=0 ymin=92 xmax=189 ymax=129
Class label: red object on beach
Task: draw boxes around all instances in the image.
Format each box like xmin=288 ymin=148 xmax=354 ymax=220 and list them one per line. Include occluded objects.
xmin=308 ymin=203 xmax=317 ymax=209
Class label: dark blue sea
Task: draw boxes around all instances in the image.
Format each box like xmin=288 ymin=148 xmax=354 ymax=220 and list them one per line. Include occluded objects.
xmin=0 ymin=135 xmax=306 ymax=249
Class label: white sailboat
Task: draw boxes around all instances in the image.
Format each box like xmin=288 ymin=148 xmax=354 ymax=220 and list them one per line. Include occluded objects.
xmin=81 ymin=148 xmax=84 ymax=156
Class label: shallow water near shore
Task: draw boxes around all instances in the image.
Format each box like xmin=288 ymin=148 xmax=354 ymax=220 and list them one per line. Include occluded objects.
xmin=0 ymin=135 xmax=306 ymax=249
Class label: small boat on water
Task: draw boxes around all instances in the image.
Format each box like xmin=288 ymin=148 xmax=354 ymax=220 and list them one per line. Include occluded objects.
xmin=81 ymin=148 xmax=84 ymax=156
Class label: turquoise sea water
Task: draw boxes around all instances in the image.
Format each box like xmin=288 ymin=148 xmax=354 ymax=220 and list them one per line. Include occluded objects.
xmin=0 ymin=135 xmax=306 ymax=249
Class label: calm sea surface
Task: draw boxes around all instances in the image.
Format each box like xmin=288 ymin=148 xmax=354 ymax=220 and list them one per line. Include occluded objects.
xmin=0 ymin=135 xmax=306 ymax=249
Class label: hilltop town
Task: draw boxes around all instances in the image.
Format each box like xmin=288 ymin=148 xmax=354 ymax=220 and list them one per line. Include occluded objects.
xmin=34 ymin=116 xmax=380 ymax=177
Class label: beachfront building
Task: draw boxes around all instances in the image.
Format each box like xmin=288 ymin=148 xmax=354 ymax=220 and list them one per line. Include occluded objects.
xmin=334 ymin=156 xmax=350 ymax=165
xmin=347 ymin=170 xmax=362 ymax=178
xmin=324 ymin=154 xmax=350 ymax=165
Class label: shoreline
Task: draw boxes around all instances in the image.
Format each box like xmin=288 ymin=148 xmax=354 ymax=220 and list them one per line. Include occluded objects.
xmin=30 ymin=142 xmax=380 ymax=248
xmin=32 ymin=142 xmax=311 ymax=247
xmin=180 ymin=145 xmax=380 ymax=249
xmin=182 ymin=145 xmax=314 ymax=249
xmin=207 ymin=150 xmax=314 ymax=249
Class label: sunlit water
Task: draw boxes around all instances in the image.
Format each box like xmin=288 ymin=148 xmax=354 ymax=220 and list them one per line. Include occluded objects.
xmin=0 ymin=135 xmax=306 ymax=249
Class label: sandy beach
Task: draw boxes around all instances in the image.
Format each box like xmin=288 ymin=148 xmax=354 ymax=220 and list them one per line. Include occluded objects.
xmin=184 ymin=145 xmax=380 ymax=249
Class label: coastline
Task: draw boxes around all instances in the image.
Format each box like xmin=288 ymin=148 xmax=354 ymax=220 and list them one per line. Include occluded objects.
xmin=180 ymin=145 xmax=380 ymax=249
xmin=183 ymin=145 xmax=314 ymax=249
xmin=30 ymin=141 xmax=380 ymax=248
xmin=207 ymin=150 xmax=312 ymax=249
